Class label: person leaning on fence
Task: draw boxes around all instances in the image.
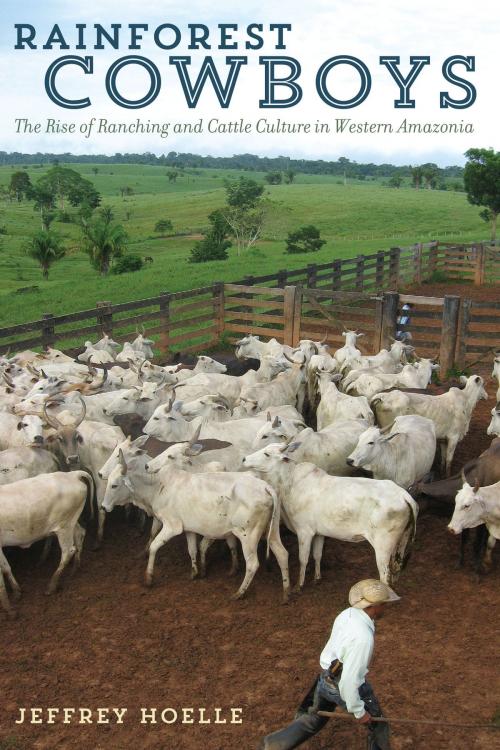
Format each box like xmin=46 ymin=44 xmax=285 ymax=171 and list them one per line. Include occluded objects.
xmin=396 ymin=303 xmax=413 ymax=343
xmin=258 ymin=579 xmax=400 ymax=750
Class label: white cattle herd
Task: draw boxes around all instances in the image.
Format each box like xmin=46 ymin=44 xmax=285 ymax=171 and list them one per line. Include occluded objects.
xmin=0 ymin=328 xmax=498 ymax=617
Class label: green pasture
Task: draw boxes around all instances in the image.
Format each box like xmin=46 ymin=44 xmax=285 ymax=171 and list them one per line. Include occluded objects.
xmin=0 ymin=162 xmax=486 ymax=328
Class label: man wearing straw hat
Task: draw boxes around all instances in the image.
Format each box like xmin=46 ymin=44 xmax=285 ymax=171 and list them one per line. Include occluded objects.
xmin=259 ymin=579 xmax=400 ymax=750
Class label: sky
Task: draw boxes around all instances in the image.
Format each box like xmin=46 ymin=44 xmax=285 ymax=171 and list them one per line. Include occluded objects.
xmin=1 ymin=0 xmax=498 ymax=166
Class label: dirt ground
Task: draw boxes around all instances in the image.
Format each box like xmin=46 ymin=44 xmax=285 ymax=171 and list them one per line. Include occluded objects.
xmin=1 ymin=281 xmax=499 ymax=750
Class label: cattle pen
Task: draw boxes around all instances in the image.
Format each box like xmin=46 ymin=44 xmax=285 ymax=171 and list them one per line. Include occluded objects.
xmin=1 ymin=240 xmax=499 ymax=377
xmin=1 ymin=244 xmax=500 ymax=750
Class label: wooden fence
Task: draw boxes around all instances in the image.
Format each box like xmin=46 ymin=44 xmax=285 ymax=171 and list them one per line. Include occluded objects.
xmin=1 ymin=240 xmax=499 ymax=369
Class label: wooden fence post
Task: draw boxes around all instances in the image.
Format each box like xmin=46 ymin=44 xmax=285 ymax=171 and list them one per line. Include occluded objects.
xmin=355 ymin=255 xmax=365 ymax=291
xmin=96 ymin=301 xmax=113 ymax=335
xmin=159 ymin=291 xmax=171 ymax=356
xmin=277 ymin=269 xmax=288 ymax=288
xmin=474 ymin=244 xmax=486 ymax=286
xmin=332 ymin=259 xmax=342 ymax=290
xmin=428 ymin=241 xmax=439 ymax=278
xmin=375 ymin=251 xmax=385 ymax=289
xmin=374 ymin=297 xmax=384 ymax=351
xmin=307 ymin=264 xmax=317 ymax=288
xmin=212 ymin=282 xmax=225 ymax=340
xmin=389 ymin=247 xmax=401 ymax=288
xmin=439 ymin=295 xmax=460 ymax=378
xmin=455 ymin=298 xmax=471 ymax=368
xmin=41 ymin=313 xmax=55 ymax=350
xmin=414 ymin=244 xmax=423 ymax=284
xmin=380 ymin=292 xmax=399 ymax=349
xmin=283 ymin=285 xmax=301 ymax=346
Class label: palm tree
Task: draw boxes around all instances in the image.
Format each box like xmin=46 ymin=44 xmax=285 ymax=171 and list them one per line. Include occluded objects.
xmin=26 ymin=230 xmax=66 ymax=279
xmin=81 ymin=207 xmax=128 ymax=275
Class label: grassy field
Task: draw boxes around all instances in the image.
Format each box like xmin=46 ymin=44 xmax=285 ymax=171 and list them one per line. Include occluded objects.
xmin=0 ymin=162 xmax=486 ymax=328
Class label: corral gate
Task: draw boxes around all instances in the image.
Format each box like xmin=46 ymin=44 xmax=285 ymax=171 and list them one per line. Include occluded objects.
xmin=299 ymin=288 xmax=382 ymax=354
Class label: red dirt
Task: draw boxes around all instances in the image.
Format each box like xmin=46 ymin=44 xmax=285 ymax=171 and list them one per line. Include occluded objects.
xmin=1 ymin=281 xmax=499 ymax=750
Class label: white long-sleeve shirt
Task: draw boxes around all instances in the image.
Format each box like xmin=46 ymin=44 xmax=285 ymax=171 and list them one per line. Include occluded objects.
xmin=319 ymin=607 xmax=375 ymax=718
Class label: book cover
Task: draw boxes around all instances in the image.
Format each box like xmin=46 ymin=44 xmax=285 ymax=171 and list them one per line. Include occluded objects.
xmin=0 ymin=1 xmax=498 ymax=749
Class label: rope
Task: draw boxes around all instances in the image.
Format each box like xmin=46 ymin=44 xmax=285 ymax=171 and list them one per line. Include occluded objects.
xmin=317 ymin=710 xmax=500 ymax=730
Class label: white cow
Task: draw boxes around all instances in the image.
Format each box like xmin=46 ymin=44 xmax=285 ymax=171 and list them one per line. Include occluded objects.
xmin=93 ymin=333 xmax=121 ymax=356
xmin=492 ymin=355 xmax=500 ymax=403
xmin=42 ymin=398 xmax=123 ymax=545
xmin=252 ymin=418 xmax=370 ymax=476
xmin=237 ymin=361 xmax=306 ymax=414
xmin=173 ymin=372 xmax=244 ymax=408
xmin=0 ymin=447 xmax=59 ymax=485
xmin=345 ymin=360 xmax=438 ymax=400
xmin=347 ymin=415 xmax=437 ymax=488
xmin=102 ymin=381 xmax=175 ymax=422
xmin=448 ymin=476 xmax=499 ymax=570
xmin=487 ymin=404 xmax=500 ymax=437
xmin=0 ymin=414 xmax=45 ymax=450
xmin=103 ymin=448 xmax=291 ymax=601
xmin=239 ymin=355 xmax=291 ymax=386
xmin=242 ymin=442 xmax=418 ymax=587
xmin=334 ymin=331 xmax=364 ymax=368
xmin=316 ymin=371 xmax=374 ymax=430
xmin=342 ymin=341 xmax=411 ymax=381
xmin=306 ymin=352 xmax=338 ymax=415
xmin=178 ymin=394 xmax=233 ymax=422
xmin=371 ymin=375 xmax=488 ymax=475
xmin=78 ymin=342 xmax=115 ymax=365
xmin=0 ymin=470 xmax=93 ymax=615
xmin=98 ymin=438 xmax=235 ymax=577
xmin=130 ymin=333 xmax=155 ymax=360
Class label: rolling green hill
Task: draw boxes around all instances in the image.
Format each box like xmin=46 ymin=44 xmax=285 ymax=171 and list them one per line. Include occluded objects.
xmin=0 ymin=162 xmax=486 ymax=327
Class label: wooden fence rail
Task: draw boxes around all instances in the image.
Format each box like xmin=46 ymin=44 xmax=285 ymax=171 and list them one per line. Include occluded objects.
xmin=1 ymin=240 xmax=499 ymax=366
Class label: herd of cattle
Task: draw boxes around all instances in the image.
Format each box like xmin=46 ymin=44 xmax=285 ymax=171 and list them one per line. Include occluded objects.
xmin=0 ymin=329 xmax=499 ymax=617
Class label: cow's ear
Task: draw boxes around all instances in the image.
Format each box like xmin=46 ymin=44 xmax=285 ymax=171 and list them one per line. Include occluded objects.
xmin=384 ymin=432 xmax=400 ymax=442
xmin=459 ymin=375 xmax=468 ymax=385
xmin=286 ymin=442 xmax=301 ymax=453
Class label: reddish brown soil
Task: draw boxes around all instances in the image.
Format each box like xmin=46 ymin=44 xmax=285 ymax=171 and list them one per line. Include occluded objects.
xmin=1 ymin=281 xmax=499 ymax=750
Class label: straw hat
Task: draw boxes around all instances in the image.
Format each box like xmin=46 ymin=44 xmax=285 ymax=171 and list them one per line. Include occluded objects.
xmin=349 ymin=579 xmax=400 ymax=609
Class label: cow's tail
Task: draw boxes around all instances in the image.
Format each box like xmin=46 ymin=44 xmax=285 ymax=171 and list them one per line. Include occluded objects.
xmin=78 ymin=470 xmax=96 ymax=526
xmin=389 ymin=494 xmax=418 ymax=582
xmin=265 ymin=486 xmax=281 ymax=559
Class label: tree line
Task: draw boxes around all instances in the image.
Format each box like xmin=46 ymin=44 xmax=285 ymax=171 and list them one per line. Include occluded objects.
xmin=3 ymin=148 xmax=499 ymax=280
xmin=0 ymin=150 xmax=464 ymax=180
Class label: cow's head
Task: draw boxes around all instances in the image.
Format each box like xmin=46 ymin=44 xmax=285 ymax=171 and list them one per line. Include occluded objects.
xmin=461 ymin=374 xmax=488 ymax=401
xmin=102 ymin=450 xmax=135 ymax=512
xmin=242 ymin=440 xmax=301 ymax=475
xmin=346 ymin=425 xmax=399 ymax=469
xmin=235 ymin=335 xmax=261 ymax=361
xmin=180 ymin=394 xmax=231 ymax=421
xmin=194 ymin=355 xmax=227 ymax=374
xmin=17 ymin=414 xmax=45 ymax=445
xmin=251 ymin=415 xmax=304 ymax=450
xmin=448 ymin=476 xmax=485 ymax=535
xmin=487 ymin=404 xmax=500 ymax=437
xmin=98 ymin=435 xmax=147 ymax=480
xmin=43 ymin=396 xmax=86 ymax=466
